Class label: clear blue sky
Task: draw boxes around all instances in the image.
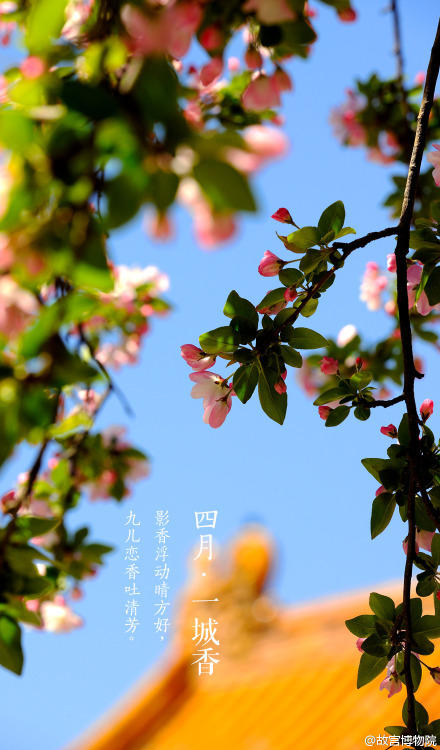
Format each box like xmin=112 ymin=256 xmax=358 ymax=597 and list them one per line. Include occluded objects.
xmin=1 ymin=3 xmax=440 ymax=748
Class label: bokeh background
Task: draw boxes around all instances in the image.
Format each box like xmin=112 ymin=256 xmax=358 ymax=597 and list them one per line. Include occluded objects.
xmin=1 ymin=2 xmax=440 ymax=748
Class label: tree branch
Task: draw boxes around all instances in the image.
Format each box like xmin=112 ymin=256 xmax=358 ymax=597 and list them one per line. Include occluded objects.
xmin=393 ymin=16 xmax=440 ymax=738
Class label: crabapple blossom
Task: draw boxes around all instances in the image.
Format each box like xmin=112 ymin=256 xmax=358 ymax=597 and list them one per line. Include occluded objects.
xmin=427 ymin=144 xmax=440 ymax=186
xmin=189 ymin=371 xmax=234 ymax=428
xmin=320 ymin=357 xmax=339 ymax=375
xmin=360 ymin=261 xmax=388 ymax=311
xmin=430 ymin=667 xmax=440 ymax=685
xmin=245 ymin=46 xmax=263 ymax=70
xmin=380 ymin=424 xmax=397 ymax=438
xmin=403 ymin=529 xmax=434 ymax=556
xmin=387 ymin=253 xmax=397 ymax=273
xmin=199 ymin=25 xmax=223 ymax=51
xmin=406 ymin=263 xmax=439 ymax=316
xmin=356 ymin=638 xmax=365 ymax=652
xmin=20 ymin=56 xmax=45 ymax=79
xmin=271 ymin=207 xmax=293 ymax=224
xmin=40 ymin=596 xmax=83 ymax=633
xmin=274 ymin=372 xmax=287 ymax=394
xmin=284 ymin=287 xmax=297 ymax=302
xmin=226 ymin=126 xmax=288 ymax=174
xmin=318 ymin=406 xmax=332 ymax=420
xmin=273 ymin=67 xmax=292 ymax=93
xmin=242 ymin=73 xmax=281 ymax=112
xmin=330 ymin=89 xmax=366 ymax=146
xmin=337 ymin=8 xmax=357 ymax=22
xmin=379 ymin=656 xmax=402 ymax=698
xmin=375 ymin=485 xmax=386 ymax=497
xmin=336 ymin=324 xmax=357 ymax=347
xmin=199 ymin=57 xmax=223 ymax=87
xmin=420 ymin=398 xmax=434 ymax=421
xmin=181 ymin=344 xmax=216 ymax=371
xmin=0 ymin=276 xmax=39 ymax=338
xmin=258 ymin=250 xmax=286 ymax=277
xmin=62 ymin=0 xmax=93 ymax=41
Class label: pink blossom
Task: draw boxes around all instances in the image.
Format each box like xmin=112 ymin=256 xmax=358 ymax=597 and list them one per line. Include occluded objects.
xmin=194 ymin=207 xmax=236 ymax=249
xmin=181 ymin=344 xmax=216 ymax=371
xmin=273 ymin=67 xmax=292 ymax=93
xmin=380 ymin=657 xmax=402 ymax=698
xmin=296 ymin=361 xmax=326 ymax=398
xmin=320 ymin=357 xmax=339 ymax=375
xmin=245 ymin=46 xmax=263 ymax=70
xmin=199 ymin=25 xmax=223 ymax=51
xmin=242 ymin=73 xmax=281 ymax=112
xmin=227 ymin=125 xmax=288 ymax=174
xmin=271 ymin=207 xmax=293 ymax=224
xmin=380 ymin=424 xmax=397 ymax=438
xmin=407 ymin=263 xmax=439 ymax=316
xmin=146 ymin=211 xmax=173 ymax=241
xmin=227 ymin=56 xmax=240 ymax=72
xmin=274 ymin=372 xmax=287 ymax=394
xmin=330 ymin=89 xmax=366 ymax=146
xmin=20 ymin=56 xmax=45 ymax=79
xmin=414 ymin=71 xmax=426 ymax=86
xmin=199 ymin=57 xmax=223 ymax=87
xmin=284 ymin=287 xmax=297 ymax=302
xmin=189 ymin=371 xmax=233 ymax=428
xmin=337 ymin=7 xmax=357 ymax=22
xmin=258 ymin=250 xmax=285 ymax=277
xmin=420 ymin=398 xmax=434 ymax=420
xmin=242 ymin=0 xmax=297 ymax=24
xmin=356 ymin=637 xmax=366 ymax=652
xmin=430 ymin=667 xmax=440 ymax=685
xmin=167 ymin=1 xmax=203 ymax=58
xmin=336 ymin=324 xmax=357 ymax=347
xmin=62 ymin=0 xmax=93 ymax=40
xmin=318 ymin=405 xmax=332 ymax=420
xmin=417 ymin=529 xmax=435 ymax=553
xmin=360 ymin=261 xmax=388 ymax=311
xmin=122 ymin=1 xmax=202 ymax=59
xmin=384 ymin=300 xmax=397 ymax=316
xmin=0 ymin=490 xmax=18 ymax=514
xmin=387 ymin=253 xmax=397 ymax=272
xmin=375 ymin=486 xmax=386 ymax=497
xmin=427 ymin=144 xmax=440 ymax=186
xmin=0 ymin=276 xmax=39 ymax=338
xmin=40 ymin=596 xmax=83 ymax=633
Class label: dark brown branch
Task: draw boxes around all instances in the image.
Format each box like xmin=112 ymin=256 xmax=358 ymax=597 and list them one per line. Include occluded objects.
xmin=332 ymin=226 xmax=399 ymax=253
xmin=369 ymin=394 xmax=405 ymax=409
xmin=391 ymin=0 xmax=405 ymax=83
xmin=394 ymin=17 xmax=440 ymax=737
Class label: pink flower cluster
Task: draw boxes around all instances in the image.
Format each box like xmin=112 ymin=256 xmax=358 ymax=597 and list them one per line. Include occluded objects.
xmin=360 ymin=261 xmax=388 ymax=311
xmin=379 ymin=655 xmax=402 ymax=698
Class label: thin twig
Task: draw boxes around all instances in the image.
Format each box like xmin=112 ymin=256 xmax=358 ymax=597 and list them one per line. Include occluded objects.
xmin=369 ymin=394 xmax=405 ymax=409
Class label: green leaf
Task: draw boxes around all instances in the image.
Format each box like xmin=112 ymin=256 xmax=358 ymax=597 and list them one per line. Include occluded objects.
xmin=413 ymin=615 xmax=440 ymax=639
xmin=402 ymin=697 xmax=429 ymax=729
xmin=361 ymin=458 xmax=390 ymax=483
xmin=193 ymin=161 xmax=256 ymax=212
xmin=396 ymin=652 xmax=422 ymax=692
xmin=279 ymin=345 xmax=302 ymax=368
xmin=285 ymin=327 xmax=329 ymax=349
xmin=371 ymin=493 xmax=396 ymax=539
xmin=384 ymin=727 xmax=405 ymax=738
xmin=278 ymin=268 xmax=304 ymax=287
xmin=357 ymin=653 xmax=387 ymax=689
xmin=12 ymin=517 xmax=60 ymax=542
xmin=350 ymin=371 xmax=372 ymax=389
xmin=345 ymin=614 xmax=377 ymax=637
xmin=299 ymin=249 xmax=323 ymax=274
xmin=224 ymin=291 xmax=259 ymax=327
xmin=49 ymin=411 xmax=93 ymax=439
xmin=318 ymin=200 xmax=345 ymax=238
xmin=286 ymin=226 xmax=321 ymax=250
xmin=353 ymin=406 xmax=371 ymax=421
xmin=233 ymin=365 xmax=258 ymax=404
xmin=411 ymin=632 xmax=434 ymax=655
xmin=325 ymin=405 xmax=350 ymax=427
xmin=416 ymin=574 xmax=436 ymax=597
xmin=258 ymin=368 xmax=287 ymax=425
xmin=81 ymin=543 xmax=113 ymax=563
xmin=199 ymin=326 xmax=241 ymax=355
xmin=299 ymin=297 xmax=319 ymax=317
xmin=313 ymin=387 xmax=349 ymax=406
xmin=397 ymin=413 xmax=410 ymax=447
xmin=424 ymin=267 xmax=440 ymax=306
xmin=431 ymin=200 xmax=440 ymax=224
xmin=281 ymin=17 xmax=317 ymax=47
xmin=432 ymin=534 xmax=440 ymax=566
xmin=334 ymin=227 xmax=356 ymax=240
xmin=369 ymin=592 xmax=395 ymax=620
xmin=26 ymin=0 xmax=68 ymax=54
xmin=361 ymin=633 xmax=389 ymax=657
xmin=0 ymin=616 xmax=23 ymax=675
xmin=256 ymin=288 xmax=287 ymax=310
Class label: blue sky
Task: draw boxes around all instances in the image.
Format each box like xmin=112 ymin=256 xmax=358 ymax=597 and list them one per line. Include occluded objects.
xmin=1 ymin=2 xmax=440 ymax=748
